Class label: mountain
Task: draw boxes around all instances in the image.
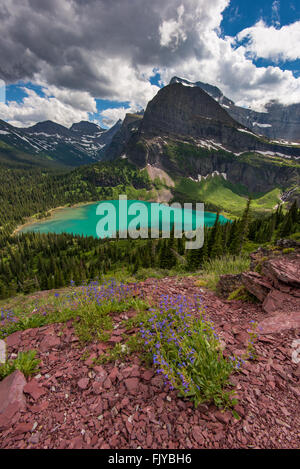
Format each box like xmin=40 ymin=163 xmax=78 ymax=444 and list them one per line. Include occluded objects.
xmin=69 ymin=121 xmax=105 ymax=135
xmin=0 ymin=118 xmax=122 ymax=168
xmin=170 ymin=77 xmax=300 ymax=143
xmin=105 ymin=82 xmax=300 ymax=196
xmin=104 ymin=114 xmax=143 ymax=161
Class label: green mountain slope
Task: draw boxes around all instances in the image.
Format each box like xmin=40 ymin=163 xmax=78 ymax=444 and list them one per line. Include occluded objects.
xmin=173 ymin=175 xmax=282 ymax=216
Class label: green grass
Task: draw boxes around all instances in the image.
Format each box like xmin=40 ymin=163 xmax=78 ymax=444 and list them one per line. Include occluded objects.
xmin=195 ymin=254 xmax=250 ymax=291
xmin=251 ymin=188 xmax=282 ymax=211
xmin=0 ymin=281 xmax=148 ymax=344
xmin=0 ymin=350 xmax=40 ymax=380
xmin=173 ymin=176 xmax=282 ymax=216
xmin=74 ymin=295 xmax=148 ymax=343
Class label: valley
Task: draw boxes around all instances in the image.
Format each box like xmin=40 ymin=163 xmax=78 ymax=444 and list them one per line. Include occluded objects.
xmin=0 ymin=75 xmax=299 ymax=451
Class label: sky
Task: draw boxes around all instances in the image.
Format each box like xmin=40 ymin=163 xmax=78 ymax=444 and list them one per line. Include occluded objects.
xmin=0 ymin=0 xmax=299 ymax=129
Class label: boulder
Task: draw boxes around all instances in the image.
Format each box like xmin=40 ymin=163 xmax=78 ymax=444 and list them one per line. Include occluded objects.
xmin=5 ymin=331 xmax=22 ymax=348
xmin=241 ymin=272 xmax=272 ymax=302
xmin=262 ymin=289 xmax=300 ymax=314
xmin=0 ymin=370 xmax=26 ymax=430
xmin=216 ymin=274 xmax=242 ymax=298
xmin=262 ymin=255 xmax=300 ymax=289
xmin=258 ymin=312 xmax=300 ymax=334
xmin=242 ymin=253 xmax=300 ymax=312
xmin=276 ymin=239 xmax=300 ymax=249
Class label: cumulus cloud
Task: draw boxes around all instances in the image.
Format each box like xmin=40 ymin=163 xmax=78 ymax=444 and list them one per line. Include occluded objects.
xmin=236 ymin=19 xmax=300 ymax=62
xmin=0 ymin=0 xmax=300 ymax=126
xmin=100 ymin=107 xmax=132 ymax=128
xmin=159 ymin=5 xmax=187 ymax=50
xmin=0 ymin=87 xmax=96 ymax=127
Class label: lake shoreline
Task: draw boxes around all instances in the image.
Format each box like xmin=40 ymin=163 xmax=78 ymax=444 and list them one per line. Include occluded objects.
xmin=12 ymin=200 xmax=98 ymax=236
xmin=13 ymin=198 xmax=232 ymax=237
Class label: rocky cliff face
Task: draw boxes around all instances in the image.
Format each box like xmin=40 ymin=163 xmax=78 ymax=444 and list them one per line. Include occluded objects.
xmin=105 ymin=83 xmax=300 ymax=194
xmin=170 ymin=77 xmax=300 ymax=143
xmin=135 ymin=83 xmax=300 ymax=157
xmin=104 ymin=113 xmax=142 ymax=161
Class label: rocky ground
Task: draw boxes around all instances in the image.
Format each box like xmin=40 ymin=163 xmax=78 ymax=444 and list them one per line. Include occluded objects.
xmin=0 ymin=274 xmax=299 ymax=449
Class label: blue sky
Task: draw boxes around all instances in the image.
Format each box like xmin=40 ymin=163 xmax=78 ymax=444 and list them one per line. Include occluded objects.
xmin=0 ymin=0 xmax=299 ymax=128
xmin=221 ymin=0 xmax=300 ymax=77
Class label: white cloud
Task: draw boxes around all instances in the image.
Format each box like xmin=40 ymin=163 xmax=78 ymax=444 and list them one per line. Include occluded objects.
xmin=100 ymin=107 xmax=131 ymax=127
xmin=272 ymin=0 xmax=281 ymax=27
xmin=236 ymin=19 xmax=300 ymax=62
xmin=159 ymin=5 xmax=187 ymax=50
xmin=1 ymin=0 xmax=300 ymax=126
xmin=0 ymin=87 xmax=96 ymax=128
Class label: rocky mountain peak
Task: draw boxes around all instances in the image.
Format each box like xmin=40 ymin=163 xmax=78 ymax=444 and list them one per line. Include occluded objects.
xmin=169 ymin=76 xmax=300 ymax=142
xmin=23 ymin=120 xmax=72 ymax=137
xmin=70 ymin=121 xmax=105 ymax=135
xmin=141 ymin=82 xmax=238 ymax=138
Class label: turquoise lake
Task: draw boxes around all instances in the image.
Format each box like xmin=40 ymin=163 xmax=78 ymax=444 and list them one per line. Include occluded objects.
xmin=20 ymin=200 xmax=229 ymax=238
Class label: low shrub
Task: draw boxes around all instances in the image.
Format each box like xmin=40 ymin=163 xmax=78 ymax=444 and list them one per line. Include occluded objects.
xmin=140 ymin=294 xmax=241 ymax=410
xmin=0 ymin=350 xmax=40 ymax=380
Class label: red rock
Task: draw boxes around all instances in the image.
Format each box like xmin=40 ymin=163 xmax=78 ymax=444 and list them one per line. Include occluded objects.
xmin=28 ymin=432 xmax=40 ymax=445
xmin=24 ymin=379 xmax=47 ymax=400
xmin=262 ymin=290 xmax=300 ymax=314
xmin=142 ymin=370 xmax=155 ymax=381
xmin=92 ymin=382 xmax=103 ymax=395
xmin=120 ymin=397 xmax=130 ymax=407
xmin=30 ymin=401 xmax=49 ymax=413
xmin=109 ymin=367 xmax=119 ymax=382
xmin=215 ymin=410 xmax=232 ymax=425
xmin=94 ymin=366 xmax=108 ymax=383
xmin=146 ymin=433 xmax=153 ymax=447
xmin=103 ymin=377 xmax=112 ymax=389
xmin=262 ymin=256 xmax=300 ymax=288
xmin=122 ymin=365 xmax=140 ymax=378
xmin=69 ymin=436 xmax=84 ymax=449
xmin=241 ymin=272 xmax=272 ymax=302
xmin=5 ymin=331 xmax=22 ymax=348
xmin=0 ymin=370 xmax=26 ymax=430
xmin=13 ymin=422 xmax=33 ymax=436
xmin=192 ymin=426 xmax=205 ymax=445
xmin=258 ymin=311 xmax=300 ymax=334
xmin=39 ymin=335 xmax=61 ymax=352
xmin=84 ymin=353 xmax=97 ymax=366
xmin=78 ymin=378 xmax=90 ymax=390
xmin=124 ymin=378 xmax=140 ymax=394
xmin=235 ymin=331 xmax=250 ymax=345
xmin=292 ymin=365 xmax=300 ymax=378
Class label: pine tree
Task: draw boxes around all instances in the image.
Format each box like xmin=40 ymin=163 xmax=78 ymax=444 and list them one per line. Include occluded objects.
xmin=210 ymin=223 xmax=223 ymax=259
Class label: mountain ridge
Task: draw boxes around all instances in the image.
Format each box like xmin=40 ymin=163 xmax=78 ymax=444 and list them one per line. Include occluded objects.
xmin=104 ymin=82 xmax=300 ymax=195
xmin=170 ymin=77 xmax=300 ymax=142
xmin=0 ymin=118 xmax=122 ymax=167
